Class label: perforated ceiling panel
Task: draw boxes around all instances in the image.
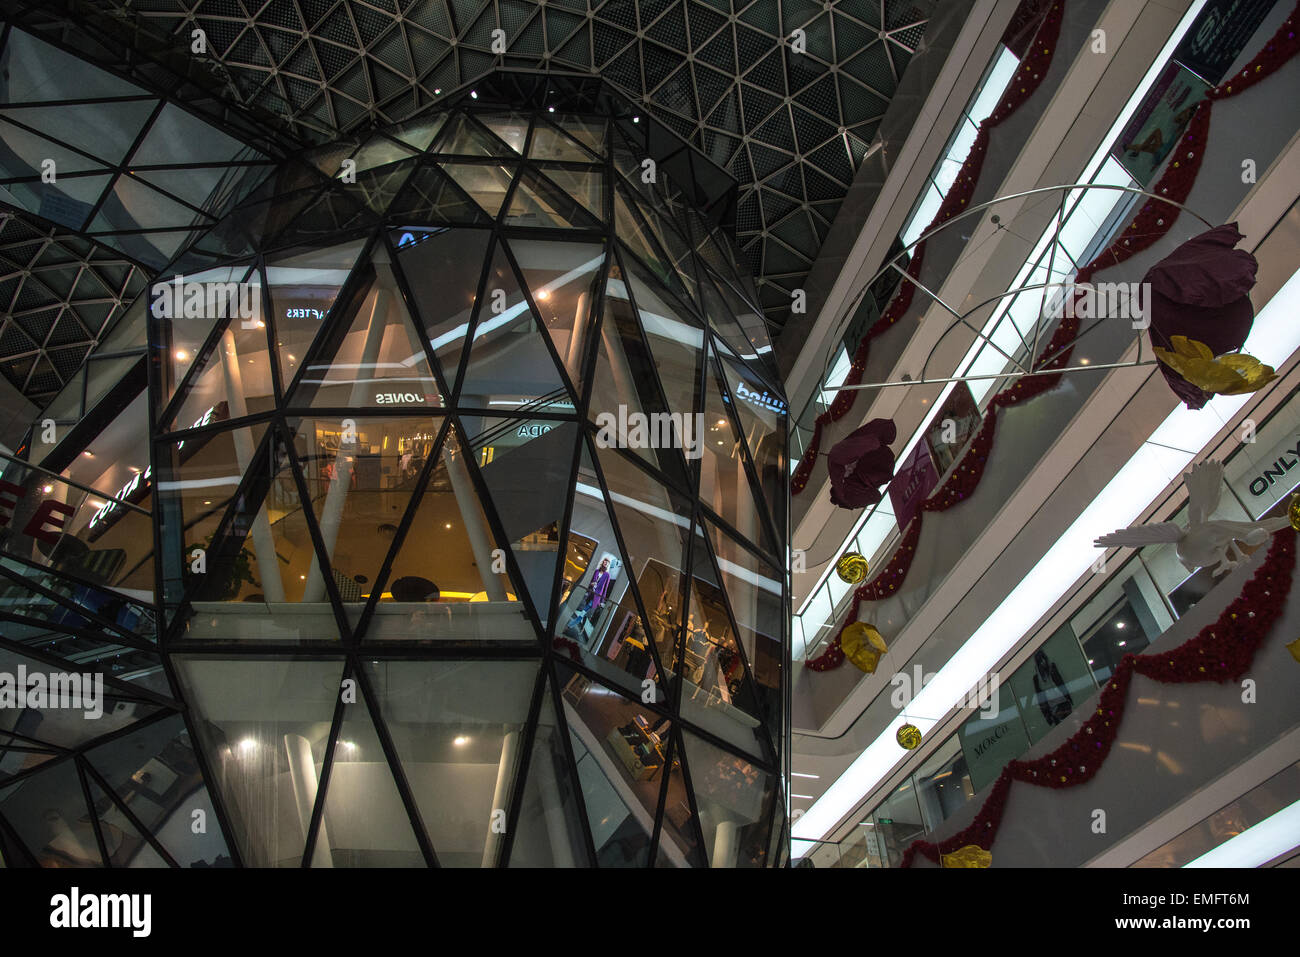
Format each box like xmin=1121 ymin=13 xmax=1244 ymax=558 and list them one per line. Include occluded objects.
xmin=97 ymin=0 xmax=930 ymax=332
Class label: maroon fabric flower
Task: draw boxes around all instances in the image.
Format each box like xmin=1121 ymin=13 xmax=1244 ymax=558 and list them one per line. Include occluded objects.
xmin=827 ymin=418 xmax=897 ymax=509
xmin=1145 ymin=222 xmax=1258 ymax=409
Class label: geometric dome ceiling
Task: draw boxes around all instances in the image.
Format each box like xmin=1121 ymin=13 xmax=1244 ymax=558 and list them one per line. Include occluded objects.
xmin=87 ymin=0 xmax=931 ymax=332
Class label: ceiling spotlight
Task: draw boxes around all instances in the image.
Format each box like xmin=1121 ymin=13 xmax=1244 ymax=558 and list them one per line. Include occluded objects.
xmin=453 ymin=735 xmax=469 ymax=746
xmin=548 ymin=106 xmax=555 ymax=112
xmin=203 ymin=500 xmax=211 ymax=505
xmin=1117 ymin=640 xmax=1127 ymax=647
xmin=535 ymin=289 xmax=550 ymax=301
xmin=470 ymin=90 xmax=478 ymax=99
xmin=175 ymin=350 xmax=188 ymax=361
xmin=1116 ymin=621 xmax=1126 ymax=629
xmin=632 ymin=115 xmax=640 ymax=123
xmin=444 ymin=522 xmax=453 ymax=529
xmin=41 ymin=485 xmax=52 ymax=493
xmin=1079 ymin=357 xmax=1091 ymax=365
xmin=83 ymin=450 xmax=94 ymax=458
xmin=434 ymin=88 xmax=442 ymax=95
xmin=238 ymin=738 xmax=258 ymax=754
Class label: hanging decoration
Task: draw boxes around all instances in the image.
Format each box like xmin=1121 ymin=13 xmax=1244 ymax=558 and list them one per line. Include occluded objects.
xmin=1287 ymin=492 xmax=1300 ymax=532
xmin=804 ymin=0 xmax=1300 ymax=670
xmin=792 ymin=0 xmax=1066 ymax=496
xmin=840 ymin=622 xmax=888 ymax=673
xmin=1287 ymin=637 xmax=1300 ymax=664
xmin=1145 ymin=223 xmax=1273 ymax=406
xmin=900 ymin=526 xmax=1295 ymax=867
xmin=835 ymin=551 xmax=870 ymax=584
xmin=897 ymin=723 xmax=923 ymax=750
xmin=1095 ymin=460 xmax=1290 ymax=577
xmin=941 ymin=845 xmax=993 ymax=868
xmin=827 ymin=419 xmax=897 ymax=509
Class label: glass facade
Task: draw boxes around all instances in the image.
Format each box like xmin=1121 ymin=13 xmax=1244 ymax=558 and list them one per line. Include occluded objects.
xmin=0 ymin=78 xmax=789 ymax=867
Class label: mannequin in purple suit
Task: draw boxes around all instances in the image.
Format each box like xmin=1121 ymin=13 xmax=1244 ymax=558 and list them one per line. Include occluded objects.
xmin=583 ymin=559 xmax=613 ymax=612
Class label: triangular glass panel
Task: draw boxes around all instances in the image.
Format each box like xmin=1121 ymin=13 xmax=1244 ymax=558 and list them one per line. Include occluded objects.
xmin=699 ymin=351 xmax=776 ymax=556
xmin=154 ymin=427 xmax=276 ymax=607
xmin=460 ymin=417 xmax=580 ymax=629
xmin=718 ymin=353 xmax=787 ymax=540
xmin=527 ymin=119 xmax=598 ymax=162
xmin=554 ymin=440 xmax=665 ymax=704
xmin=618 ymin=247 xmax=704 ymax=422
xmin=588 ymin=444 xmax=695 ymax=686
xmin=587 ymin=271 xmax=690 ymax=484
xmin=270 ymin=184 xmax=375 ymax=247
xmin=389 ymin=164 xmax=493 ymax=225
xmin=535 ymin=164 xmax=604 ymax=219
xmin=388 ymin=113 xmax=448 ymax=152
xmin=308 ymin=687 xmax=426 ymax=866
xmin=156 ymin=261 xmax=256 ymax=411
xmin=0 ymin=118 xmax=108 ymax=179
xmin=0 ymin=100 xmax=155 ymax=164
xmin=477 ymin=112 xmax=530 ymax=155
xmin=432 ymin=112 xmax=513 ymax=157
xmin=163 ymin=275 xmax=271 ymax=434
xmin=285 ymin=257 xmax=444 ymax=410
xmin=614 ymin=188 xmax=688 ymax=301
xmin=457 ymin=239 xmax=573 ymax=410
xmin=347 ymin=158 xmax=418 ymax=213
xmin=704 ymin=519 xmax=782 ymax=742
xmin=440 ymin=161 xmax=516 ymax=220
xmin=285 ymin=415 xmax=440 ymax=613
xmin=360 ymin=424 xmax=529 ymax=642
xmin=508 ymin=237 xmax=604 ymax=395
xmin=652 ymin=737 xmax=708 ymax=867
xmin=0 ymin=649 xmax=161 ymax=750
xmin=83 ymin=713 xmax=219 ymax=865
xmin=709 ymin=273 xmax=777 ymax=382
xmin=170 ymin=656 xmax=345 ymax=866
xmin=0 ymin=760 xmax=101 ymax=866
xmin=678 ymin=523 xmax=769 ymax=761
xmin=349 ymin=133 xmax=420 ymax=174
xmin=138 ymin=166 xmax=226 ymax=210
xmin=266 ymin=239 xmax=367 ymax=388
xmin=552 ymin=114 xmax=606 ymax=156
xmin=555 ymin=662 xmax=669 ymax=867
xmin=680 ymin=727 xmax=778 ymax=867
xmin=0 ymin=734 xmax=56 ymax=783
xmin=506 ymin=681 xmax=590 ymax=867
xmin=629 ymin=191 xmax=698 ymax=301
xmin=135 ymin=782 xmax=231 ymax=867
xmin=90 ymin=175 xmax=202 ymax=233
xmin=392 ymin=226 xmax=491 ymax=396
xmin=362 ymin=659 xmax=538 ymax=867
xmin=84 ymin=774 xmax=159 ymax=867
xmin=504 ymin=168 xmax=603 ymax=230
xmin=186 ymin=428 xmax=336 ymax=618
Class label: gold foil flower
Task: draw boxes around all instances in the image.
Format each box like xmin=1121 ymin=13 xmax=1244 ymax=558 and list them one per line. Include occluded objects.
xmin=1154 ymin=336 xmax=1277 ymax=395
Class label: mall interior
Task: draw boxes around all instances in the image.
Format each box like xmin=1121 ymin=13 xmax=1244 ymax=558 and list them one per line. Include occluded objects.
xmin=0 ymin=0 xmax=1295 ymax=869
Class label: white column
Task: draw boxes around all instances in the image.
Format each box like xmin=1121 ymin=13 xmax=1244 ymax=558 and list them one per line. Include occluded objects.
xmin=535 ymin=747 xmax=577 ymax=867
xmin=218 ymin=328 xmax=285 ymax=601
xmin=301 ymin=287 xmax=389 ymax=601
xmin=481 ymin=729 xmax=521 ymax=867
xmin=711 ymin=819 xmax=739 ymax=868
xmin=443 ymin=442 xmax=508 ymax=601
xmin=284 ymin=733 xmax=332 ymax=867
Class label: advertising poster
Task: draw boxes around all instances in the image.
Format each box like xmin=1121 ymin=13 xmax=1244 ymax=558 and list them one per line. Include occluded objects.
xmin=888 ymin=440 xmax=939 ymax=532
xmin=1113 ymin=62 xmax=1211 ymax=185
xmin=1174 ymin=0 xmax=1277 ymax=84
xmin=924 ymin=381 xmax=982 ymax=476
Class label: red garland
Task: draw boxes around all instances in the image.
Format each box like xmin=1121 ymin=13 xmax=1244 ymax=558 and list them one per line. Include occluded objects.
xmin=792 ymin=0 xmax=1066 ymax=496
xmin=900 ymin=528 xmax=1296 ymax=867
xmin=802 ymin=2 xmax=1300 ymax=670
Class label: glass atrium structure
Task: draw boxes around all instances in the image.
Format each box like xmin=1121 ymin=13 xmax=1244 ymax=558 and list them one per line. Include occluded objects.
xmin=0 ymin=74 xmax=789 ymax=868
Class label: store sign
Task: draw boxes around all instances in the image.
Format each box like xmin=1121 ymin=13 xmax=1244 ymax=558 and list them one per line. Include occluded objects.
xmin=959 ymin=705 xmax=1032 ymax=793
xmin=1174 ymin=0 xmax=1276 ymax=84
xmin=0 ymin=483 xmax=76 ymax=545
xmin=87 ymin=467 xmax=152 ymax=535
xmin=1227 ymin=429 xmax=1300 ymax=518
xmin=373 ymin=391 xmax=437 ymax=405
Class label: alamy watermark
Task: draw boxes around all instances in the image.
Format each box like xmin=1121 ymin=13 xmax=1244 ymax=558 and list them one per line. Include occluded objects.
xmin=594 ymin=406 xmax=705 ymax=460
xmin=1046 ymin=281 xmax=1151 ymax=328
xmin=150 ymin=275 xmax=258 ymax=326
xmin=0 ymin=667 xmax=104 ymax=719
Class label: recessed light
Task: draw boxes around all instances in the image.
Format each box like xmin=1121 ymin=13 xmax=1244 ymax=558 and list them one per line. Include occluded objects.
xmin=470 ymin=90 xmax=478 ymax=99
xmin=83 ymin=451 xmax=94 ymax=458
xmin=175 ymin=350 xmax=188 ymax=361
xmin=453 ymin=735 xmax=470 ymax=746
xmin=41 ymin=485 xmax=52 ymax=493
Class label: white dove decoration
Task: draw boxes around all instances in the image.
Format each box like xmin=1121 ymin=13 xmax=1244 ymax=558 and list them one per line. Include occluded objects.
xmin=1094 ymin=460 xmax=1290 ymax=577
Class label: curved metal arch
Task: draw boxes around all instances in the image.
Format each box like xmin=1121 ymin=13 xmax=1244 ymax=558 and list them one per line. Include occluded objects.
xmin=811 ymin=182 xmax=1216 ymax=401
